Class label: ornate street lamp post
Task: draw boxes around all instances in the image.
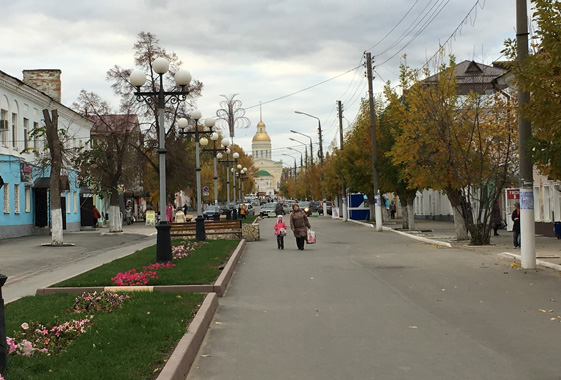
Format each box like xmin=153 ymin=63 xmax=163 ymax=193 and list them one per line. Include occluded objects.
xmin=177 ymin=112 xmax=214 ymax=241
xmin=202 ymin=131 xmax=228 ymax=205
xmin=218 ymin=149 xmax=239 ymax=219
xmin=129 ymin=57 xmax=192 ymax=262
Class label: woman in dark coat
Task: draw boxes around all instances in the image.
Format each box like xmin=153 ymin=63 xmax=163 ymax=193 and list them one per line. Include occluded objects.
xmin=290 ymin=203 xmax=311 ymax=251
xmin=512 ymin=202 xmax=521 ymax=248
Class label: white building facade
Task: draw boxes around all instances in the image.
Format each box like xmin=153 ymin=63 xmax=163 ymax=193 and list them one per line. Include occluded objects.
xmin=251 ymin=116 xmax=282 ymax=195
xmin=0 ymin=69 xmax=93 ymax=238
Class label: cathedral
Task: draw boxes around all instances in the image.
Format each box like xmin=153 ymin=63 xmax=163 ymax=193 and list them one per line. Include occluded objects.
xmin=251 ymin=114 xmax=283 ymax=196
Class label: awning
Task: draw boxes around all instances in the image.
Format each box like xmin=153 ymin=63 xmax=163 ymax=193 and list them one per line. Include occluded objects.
xmin=33 ymin=177 xmax=50 ymax=188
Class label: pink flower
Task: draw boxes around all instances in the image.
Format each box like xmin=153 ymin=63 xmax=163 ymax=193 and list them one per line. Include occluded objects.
xmin=21 ymin=322 xmax=29 ymax=330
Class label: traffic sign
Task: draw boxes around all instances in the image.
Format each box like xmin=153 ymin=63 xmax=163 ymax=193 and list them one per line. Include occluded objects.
xmin=203 ymin=186 xmax=209 ymax=192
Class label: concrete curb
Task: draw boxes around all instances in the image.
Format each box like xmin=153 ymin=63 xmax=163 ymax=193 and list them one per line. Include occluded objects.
xmin=213 ymin=239 xmax=246 ymax=296
xmin=347 ymin=218 xmax=453 ymax=248
xmin=156 ymin=292 xmax=219 ymax=380
xmin=499 ymin=252 xmax=561 ymax=271
xmin=35 ymin=239 xmax=247 ymax=297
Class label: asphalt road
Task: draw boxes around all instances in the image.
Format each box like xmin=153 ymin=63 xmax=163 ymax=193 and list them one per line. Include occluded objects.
xmin=187 ymin=216 xmax=561 ymax=380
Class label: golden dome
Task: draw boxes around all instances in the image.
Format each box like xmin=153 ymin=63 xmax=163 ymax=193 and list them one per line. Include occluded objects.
xmin=252 ymin=132 xmax=271 ymax=142
xmin=252 ymin=119 xmax=270 ymax=141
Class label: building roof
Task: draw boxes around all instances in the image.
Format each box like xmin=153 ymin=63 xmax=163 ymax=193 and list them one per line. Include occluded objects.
xmin=257 ymin=169 xmax=272 ymax=177
xmin=424 ymin=60 xmax=509 ymax=95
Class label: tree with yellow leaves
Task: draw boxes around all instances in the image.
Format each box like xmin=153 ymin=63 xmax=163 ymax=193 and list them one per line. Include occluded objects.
xmin=387 ymin=58 xmax=518 ymax=244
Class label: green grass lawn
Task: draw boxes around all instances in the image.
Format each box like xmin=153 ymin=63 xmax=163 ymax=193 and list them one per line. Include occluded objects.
xmin=54 ymin=239 xmax=239 ymax=288
xmin=3 ymin=239 xmax=240 ymax=379
xmin=241 ymin=214 xmax=257 ymax=224
xmin=5 ymin=291 xmax=205 ymax=380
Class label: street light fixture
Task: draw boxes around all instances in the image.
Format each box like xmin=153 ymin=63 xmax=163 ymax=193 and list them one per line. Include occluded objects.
xmin=282 ymin=154 xmax=297 ymax=175
xmin=177 ymin=112 xmax=215 ymax=241
xmin=130 ymin=57 xmax=191 ymax=262
xmin=295 ymin=111 xmax=326 ymax=215
xmin=287 ymin=147 xmax=304 ymax=168
xmin=290 ymin=129 xmax=313 ymax=166
xmin=219 ymin=149 xmax=240 ymax=219
xmin=202 ymin=130 xmax=228 ymax=205
xmin=289 ymin=138 xmax=308 ymax=167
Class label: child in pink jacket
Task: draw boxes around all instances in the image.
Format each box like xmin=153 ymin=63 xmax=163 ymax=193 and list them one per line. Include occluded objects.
xmin=274 ymin=215 xmax=287 ymax=250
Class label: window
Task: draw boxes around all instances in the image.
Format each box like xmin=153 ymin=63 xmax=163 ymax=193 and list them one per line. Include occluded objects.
xmin=25 ymin=186 xmax=31 ymax=212
xmin=23 ymin=118 xmax=29 ymax=150
xmin=1 ymin=109 xmax=7 ymax=146
xmin=3 ymin=183 xmax=9 ymax=213
xmin=12 ymin=113 xmax=17 ymax=149
xmin=14 ymin=184 xmax=20 ymax=214
xmin=67 ymin=195 xmax=71 ymax=214
xmin=73 ymin=191 xmax=77 ymax=213
xmin=33 ymin=121 xmax=39 ymax=150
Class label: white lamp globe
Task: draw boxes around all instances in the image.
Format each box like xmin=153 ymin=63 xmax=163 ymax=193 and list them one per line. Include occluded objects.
xmin=190 ymin=110 xmax=202 ymax=120
xmin=200 ymin=137 xmax=209 ymax=146
xmin=129 ymin=70 xmax=147 ymax=87
xmin=233 ymin=152 xmax=240 ymax=159
xmin=174 ymin=69 xmax=192 ymax=86
xmin=152 ymin=57 xmax=170 ymax=75
xmin=210 ymin=132 xmax=219 ymax=141
xmin=221 ymin=138 xmax=231 ymax=147
xmin=243 ymin=167 xmax=247 ymax=172
xmin=217 ymin=153 xmax=223 ymax=159
xmin=204 ymin=118 xmax=216 ymax=128
xmin=177 ymin=118 xmax=189 ymax=130
xmin=237 ymin=164 xmax=242 ymax=170
xmin=226 ymin=148 xmax=231 ymax=154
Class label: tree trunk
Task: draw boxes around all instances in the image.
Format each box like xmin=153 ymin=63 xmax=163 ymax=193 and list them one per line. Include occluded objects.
xmin=43 ymin=109 xmax=63 ymax=245
xmin=108 ymin=190 xmax=122 ymax=233
xmin=406 ymin=203 xmax=415 ymax=230
xmin=452 ymin=207 xmax=470 ymax=240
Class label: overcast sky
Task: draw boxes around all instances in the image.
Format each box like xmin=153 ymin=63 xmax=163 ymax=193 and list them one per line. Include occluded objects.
xmin=0 ymin=0 xmax=521 ymax=166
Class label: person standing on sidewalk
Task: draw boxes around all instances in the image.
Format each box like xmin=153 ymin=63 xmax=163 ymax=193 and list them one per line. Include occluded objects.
xmin=274 ymin=215 xmax=287 ymax=250
xmin=492 ymin=201 xmax=502 ymax=236
xmin=512 ymin=202 xmax=521 ymax=248
xmin=290 ymin=203 xmax=311 ymax=251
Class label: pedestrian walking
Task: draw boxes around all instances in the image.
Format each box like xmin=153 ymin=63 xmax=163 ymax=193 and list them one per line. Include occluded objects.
xmin=492 ymin=201 xmax=502 ymax=236
xmin=92 ymin=205 xmax=101 ymax=228
xmin=512 ymin=202 xmax=521 ymax=248
xmin=174 ymin=208 xmax=187 ymax=223
xmin=240 ymin=203 xmax=247 ymax=219
xmin=274 ymin=215 xmax=287 ymax=250
xmin=166 ymin=202 xmax=173 ymax=223
xmin=389 ymin=200 xmax=397 ymax=219
xmin=275 ymin=200 xmax=285 ymax=216
xmin=290 ymin=203 xmax=311 ymax=251
xmin=124 ymin=205 xmax=133 ymax=225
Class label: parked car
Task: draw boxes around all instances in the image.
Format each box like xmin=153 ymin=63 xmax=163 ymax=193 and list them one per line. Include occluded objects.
xmin=298 ymin=201 xmax=313 ymax=216
xmin=203 ymin=205 xmax=223 ymax=220
xmin=260 ymin=202 xmax=278 ymax=217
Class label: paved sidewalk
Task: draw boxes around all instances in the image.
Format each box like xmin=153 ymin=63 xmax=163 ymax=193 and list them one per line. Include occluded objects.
xmin=379 ymin=218 xmax=561 ymax=270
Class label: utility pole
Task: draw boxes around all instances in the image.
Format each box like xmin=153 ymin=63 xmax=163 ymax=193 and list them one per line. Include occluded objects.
xmin=365 ymin=52 xmax=383 ymax=232
xmin=517 ymin=0 xmax=535 ymax=268
xmin=338 ymin=100 xmax=347 ymax=222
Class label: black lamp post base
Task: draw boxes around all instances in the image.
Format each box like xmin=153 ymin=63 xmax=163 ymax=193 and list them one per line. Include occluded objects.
xmin=195 ymin=216 xmax=206 ymax=241
xmin=155 ymin=222 xmax=172 ymax=263
xmin=232 ymin=209 xmax=238 ymax=219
